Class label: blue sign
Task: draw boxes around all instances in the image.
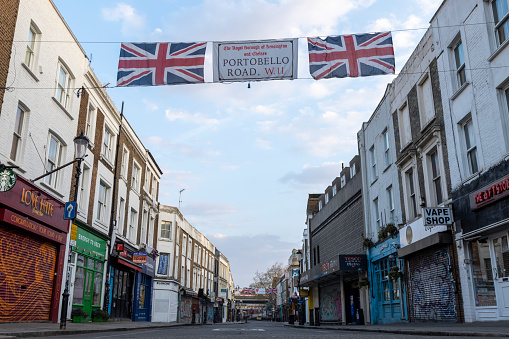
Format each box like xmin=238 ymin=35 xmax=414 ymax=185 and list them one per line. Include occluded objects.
xmin=64 ymin=201 xmax=77 ymax=220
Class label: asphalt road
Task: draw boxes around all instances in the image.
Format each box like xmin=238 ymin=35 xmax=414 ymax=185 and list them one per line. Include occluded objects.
xmin=30 ymin=321 xmax=485 ymax=339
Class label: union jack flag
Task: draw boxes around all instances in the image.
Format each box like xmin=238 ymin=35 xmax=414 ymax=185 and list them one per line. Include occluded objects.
xmin=308 ymin=32 xmax=395 ymax=80
xmin=117 ymin=42 xmax=207 ymax=87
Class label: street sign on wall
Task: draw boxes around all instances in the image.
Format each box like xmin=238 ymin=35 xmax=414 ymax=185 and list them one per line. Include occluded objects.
xmin=423 ymin=207 xmax=452 ymax=226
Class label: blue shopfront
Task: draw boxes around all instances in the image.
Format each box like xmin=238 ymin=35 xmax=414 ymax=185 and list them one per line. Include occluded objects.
xmin=367 ymin=235 xmax=407 ymax=324
xmin=133 ymin=254 xmax=155 ymax=322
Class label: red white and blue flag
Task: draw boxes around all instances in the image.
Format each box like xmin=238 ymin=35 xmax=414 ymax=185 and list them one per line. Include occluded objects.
xmin=117 ymin=42 xmax=207 ymax=87
xmin=308 ymin=32 xmax=395 ymax=80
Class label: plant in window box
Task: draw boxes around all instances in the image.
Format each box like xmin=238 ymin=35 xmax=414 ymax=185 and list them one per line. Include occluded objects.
xmin=388 ymin=267 xmax=403 ymax=281
xmin=92 ymin=309 xmax=110 ymax=322
xmin=363 ymin=237 xmax=374 ymax=248
xmin=385 ymin=223 xmax=398 ymax=237
xmin=71 ymin=308 xmax=89 ymax=323
xmin=378 ymin=226 xmax=387 ymax=241
xmin=358 ymin=278 xmax=370 ymax=288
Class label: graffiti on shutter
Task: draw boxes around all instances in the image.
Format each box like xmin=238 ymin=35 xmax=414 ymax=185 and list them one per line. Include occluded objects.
xmin=319 ymin=283 xmax=342 ymax=322
xmin=407 ymin=246 xmax=457 ymax=321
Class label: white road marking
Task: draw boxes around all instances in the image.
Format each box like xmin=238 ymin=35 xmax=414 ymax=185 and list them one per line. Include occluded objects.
xmin=212 ymin=328 xmax=266 ymax=331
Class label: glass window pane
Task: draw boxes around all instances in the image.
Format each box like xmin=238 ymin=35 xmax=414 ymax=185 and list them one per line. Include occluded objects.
xmin=95 ymin=261 xmax=103 ymax=272
xmin=139 ymin=285 xmax=146 ymax=309
xmin=92 ymin=273 xmax=102 ymax=305
xmin=494 ymin=237 xmax=509 ymax=278
xmin=73 ymin=267 xmax=85 ymax=304
xmin=77 ymin=254 xmax=85 ymax=267
xmin=87 ymin=258 xmax=95 ymax=269
xmin=471 ymin=241 xmax=497 ymax=306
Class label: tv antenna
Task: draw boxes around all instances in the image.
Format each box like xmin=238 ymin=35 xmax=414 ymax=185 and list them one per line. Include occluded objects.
xmin=179 ymin=189 xmax=185 ymax=209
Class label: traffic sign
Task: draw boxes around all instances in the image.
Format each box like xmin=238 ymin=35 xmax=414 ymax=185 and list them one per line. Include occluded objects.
xmin=64 ymin=201 xmax=77 ymax=220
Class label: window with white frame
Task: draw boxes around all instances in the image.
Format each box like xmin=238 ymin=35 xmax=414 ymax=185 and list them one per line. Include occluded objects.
xmin=350 ymin=163 xmax=356 ymax=177
xmin=151 ymin=177 xmax=157 ymax=197
xmin=140 ymin=209 xmax=148 ymax=244
xmin=194 ymin=244 xmax=198 ymax=263
xmin=10 ymin=105 xmax=26 ymax=162
xmin=182 ymin=235 xmax=187 ymax=256
xmin=428 ymin=149 xmax=444 ymax=205
xmin=25 ymin=23 xmax=39 ymax=69
xmin=44 ymin=134 xmax=64 ymax=188
xmin=148 ymin=215 xmax=154 ymax=247
xmin=383 ymin=129 xmax=390 ymax=167
xmin=324 ymin=192 xmax=329 ymax=204
xmin=405 ymin=168 xmax=418 ymax=220
xmin=102 ymin=127 xmax=114 ymax=162
xmin=387 ymin=186 xmax=395 ymax=223
xmin=453 ymin=40 xmax=466 ymax=88
xmin=118 ymin=198 xmax=125 ymax=235
xmin=492 ymin=0 xmax=509 ymax=46
xmin=145 ymin=170 xmax=151 ymax=190
xmin=463 ymin=118 xmax=479 ymax=175
xmin=398 ymin=104 xmax=412 ymax=147
xmin=78 ymin=164 xmax=90 ymax=211
xmin=188 ymin=238 xmax=192 ymax=258
xmin=160 ymin=221 xmax=171 ymax=239
xmin=85 ymin=103 xmax=96 ymax=141
xmin=370 ymin=146 xmax=377 ymax=181
xmin=332 ymin=184 xmax=337 ymax=196
xmin=132 ymin=161 xmax=141 ymax=192
xmin=418 ymin=74 xmax=435 ymax=125
xmin=121 ymin=147 xmax=129 ymax=179
xmin=374 ymin=198 xmax=380 ymax=229
xmin=55 ymin=62 xmax=72 ymax=109
xmin=318 ymin=200 xmax=323 ymax=211
xmin=341 ymin=175 xmax=346 ymax=188
xmin=128 ymin=208 xmax=138 ymax=243
xmin=96 ymin=181 xmax=109 ymax=223
xmin=157 ymin=253 xmax=169 ymax=275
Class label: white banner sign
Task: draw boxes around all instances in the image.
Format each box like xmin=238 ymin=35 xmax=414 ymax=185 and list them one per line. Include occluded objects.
xmin=255 ymin=288 xmax=265 ymax=295
xmin=213 ymin=39 xmax=298 ymax=82
xmin=399 ymin=217 xmax=447 ymax=248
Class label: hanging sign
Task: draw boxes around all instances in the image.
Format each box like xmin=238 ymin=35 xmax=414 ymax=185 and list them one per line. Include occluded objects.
xmin=0 ymin=168 xmax=16 ymax=192
xmin=213 ymin=39 xmax=298 ymax=82
xmin=133 ymin=252 xmax=147 ymax=263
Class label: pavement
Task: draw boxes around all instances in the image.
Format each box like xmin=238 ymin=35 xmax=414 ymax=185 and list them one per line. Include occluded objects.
xmin=285 ymin=320 xmax=509 ymax=337
xmin=0 ymin=320 xmax=245 ymax=338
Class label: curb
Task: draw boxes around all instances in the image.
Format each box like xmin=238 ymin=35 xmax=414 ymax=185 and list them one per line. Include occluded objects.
xmin=284 ymin=324 xmax=509 ymax=337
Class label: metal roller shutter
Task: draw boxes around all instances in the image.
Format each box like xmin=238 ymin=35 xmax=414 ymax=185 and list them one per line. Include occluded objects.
xmin=407 ymin=246 xmax=457 ymax=322
xmin=0 ymin=224 xmax=57 ymax=321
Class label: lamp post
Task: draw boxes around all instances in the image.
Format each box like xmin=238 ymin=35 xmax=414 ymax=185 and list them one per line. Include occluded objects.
xmin=296 ymin=250 xmax=304 ymax=325
xmin=60 ymin=132 xmax=89 ymax=329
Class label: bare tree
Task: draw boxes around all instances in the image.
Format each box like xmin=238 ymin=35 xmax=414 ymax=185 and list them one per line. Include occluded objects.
xmin=250 ymin=262 xmax=285 ymax=309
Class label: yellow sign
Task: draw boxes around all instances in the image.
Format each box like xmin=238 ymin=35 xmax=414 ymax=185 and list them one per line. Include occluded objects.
xmin=70 ymin=224 xmax=78 ymax=241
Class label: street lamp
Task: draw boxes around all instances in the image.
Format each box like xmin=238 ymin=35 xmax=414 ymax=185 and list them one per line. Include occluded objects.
xmin=60 ymin=131 xmax=89 ymax=329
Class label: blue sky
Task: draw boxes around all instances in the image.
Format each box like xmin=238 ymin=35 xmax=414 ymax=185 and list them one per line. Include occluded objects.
xmin=52 ymin=0 xmax=442 ymax=287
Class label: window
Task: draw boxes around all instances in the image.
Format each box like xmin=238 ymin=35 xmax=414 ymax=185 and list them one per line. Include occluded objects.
xmin=383 ymin=129 xmax=390 ymax=167
xmin=132 ymin=162 xmax=141 ymax=191
xmin=318 ymin=200 xmax=322 ymax=211
xmin=140 ymin=209 xmax=148 ymax=244
xmin=145 ymin=170 xmax=151 ymax=190
xmin=151 ymin=177 xmax=158 ymax=197
xmin=148 ymin=216 xmax=154 ymax=247
xmin=128 ymin=209 xmax=138 ymax=243
xmin=370 ymin=146 xmax=377 ymax=181
xmin=341 ymin=175 xmax=346 ymax=188
xmin=324 ymin=193 xmax=329 ymax=204
xmin=387 ymin=186 xmax=395 ymax=223
xmin=78 ymin=164 xmax=90 ymax=211
xmin=121 ymin=147 xmax=129 ymax=178
xmin=25 ymin=24 xmax=39 ymax=69
xmin=10 ymin=105 xmax=26 ymax=162
xmin=374 ymin=198 xmax=380 ymax=229
xmin=332 ymin=184 xmax=337 ymax=196
xmin=317 ymin=245 xmax=320 ymax=263
xmin=350 ymin=163 xmax=356 ymax=177
xmin=157 ymin=254 xmax=169 ymax=275
xmin=492 ymin=0 xmax=509 ymax=46
xmin=463 ymin=119 xmax=479 ymax=175
xmin=85 ymin=103 xmax=96 ymax=141
xmin=55 ymin=63 xmax=71 ymax=108
xmin=161 ymin=221 xmax=172 ymax=239
xmin=96 ymin=181 xmax=108 ymax=222
xmin=398 ymin=104 xmax=412 ymax=146
xmin=454 ymin=41 xmax=466 ymax=87
xmin=44 ymin=134 xmax=63 ymax=188
xmin=429 ymin=149 xmax=444 ymax=205
xmin=406 ymin=168 xmax=418 ymax=219
xmin=102 ymin=127 xmax=114 ymax=162
xmin=118 ymin=198 xmax=125 ymax=235
xmin=418 ymin=75 xmax=435 ymax=125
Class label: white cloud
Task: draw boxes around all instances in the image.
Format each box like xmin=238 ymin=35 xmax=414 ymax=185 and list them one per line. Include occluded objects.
xmin=142 ymin=99 xmax=158 ymax=111
xmin=255 ymin=137 xmax=274 ymax=150
xmin=185 ymin=201 xmax=237 ymax=217
xmin=279 ymin=161 xmax=343 ymax=186
xmin=101 ymin=3 xmax=146 ymax=36
xmin=419 ymin=0 xmax=442 ymax=14
xmin=165 ymin=108 xmax=220 ymax=125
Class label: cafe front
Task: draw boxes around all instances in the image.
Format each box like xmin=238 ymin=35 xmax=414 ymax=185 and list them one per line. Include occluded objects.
xmin=0 ymin=174 xmax=68 ymax=323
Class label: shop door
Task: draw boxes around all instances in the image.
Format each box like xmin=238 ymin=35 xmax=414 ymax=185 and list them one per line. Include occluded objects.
xmin=111 ymin=268 xmax=133 ymax=319
xmin=492 ymin=235 xmax=509 ymax=317
xmin=0 ymin=226 xmax=57 ymax=321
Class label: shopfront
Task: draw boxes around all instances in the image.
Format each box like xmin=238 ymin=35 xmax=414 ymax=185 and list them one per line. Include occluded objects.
xmin=398 ymin=217 xmax=461 ymax=322
xmin=453 ymin=160 xmax=509 ymax=322
xmin=368 ymin=236 xmax=407 ymax=324
xmin=0 ymin=175 xmax=67 ymax=323
xmin=133 ymin=254 xmax=155 ymax=321
xmin=70 ymin=225 xmax=107 ymax=318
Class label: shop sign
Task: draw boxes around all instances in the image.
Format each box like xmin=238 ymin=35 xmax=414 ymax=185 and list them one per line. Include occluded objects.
xmin=74 ymin=227 xmax=107 ymax=259
xmin=399 ymin=217 xmax=447 ymax=248
xmin=0 ymin=176 xmax=67 ymax=232
xmin=141 ymin=255 xmax=155 ymax=277
xmin=69 ymin=223 xmax=78 ymax=246
xmin=133 ymin=252 xmax=147 ymax=263
xmin=0 ymin=168 xmax=16 ymax=192
xmin=0 ymin=208 xmax=66 ymax=244
xmin=470 ymin=174 xmax=509 ymax=210
xmin=339 ymin=255 xmax=367 ymax=271
xmin=423 ymin=207 xmax=452 ymax=225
